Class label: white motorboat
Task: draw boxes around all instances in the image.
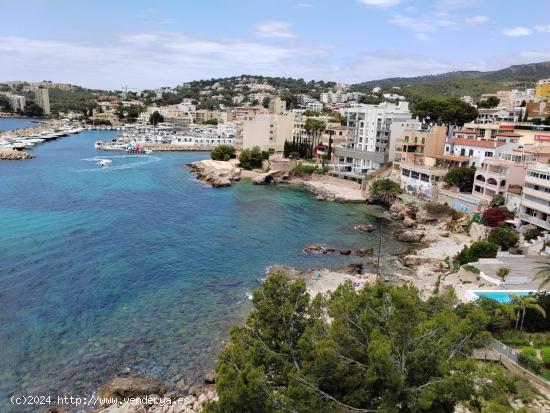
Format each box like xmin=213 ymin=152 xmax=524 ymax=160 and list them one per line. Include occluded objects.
xmin=97 ymin=159 xmax=112 ymax=167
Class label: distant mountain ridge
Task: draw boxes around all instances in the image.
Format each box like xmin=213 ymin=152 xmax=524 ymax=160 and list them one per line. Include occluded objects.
xmin=354 ymin=61 xmax=550 ymax=89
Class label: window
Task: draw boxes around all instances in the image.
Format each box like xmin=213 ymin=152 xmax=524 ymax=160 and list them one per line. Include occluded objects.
xmin=421 ymin=137 xmax=425 ymax=144
xmin=414 ymin=136 xmax=418 ymax=143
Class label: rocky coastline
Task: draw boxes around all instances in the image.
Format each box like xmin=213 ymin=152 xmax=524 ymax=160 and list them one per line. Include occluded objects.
xmin=0 ymin=150 xmax=34 ymax=160
xmin=186 ymin=159 xmax=367 ymax=203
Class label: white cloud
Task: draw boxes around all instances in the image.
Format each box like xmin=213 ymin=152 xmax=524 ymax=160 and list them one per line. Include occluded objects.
xmin=415 ymin=33 xmax=430 ymax=41
xmin=254 ymin=21 xmax=296 ymax=38
xmin=535 ymin=25 xmax=550 ymax=33
xmin=465 ymin=15 xmax=489 ymax=26
xmin=1 ymin=31 xmax=549 ymax=88
xmin=357 ymin=0 xmax=402 ymax=8
xmin=389 ymin=14 xmax=435 ymax=32
xmin=436 ymin=0 xmax=479 ymax=10
xmin=295 ymin=2 xmax=314 ymax=8
xmin=501 ymin=27 xmax=533 ymax=36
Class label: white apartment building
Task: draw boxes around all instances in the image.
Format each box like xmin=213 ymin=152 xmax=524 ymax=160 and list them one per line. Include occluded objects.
xmin=331 ymin=102 xmax=412 ymax=182
xmin=0 ymin=92 xmax=26 ymax=112
xmin=305 ymin=101 xmax=323 ymax=112
xmin=519 ymin=163 xmax=550 ymax=231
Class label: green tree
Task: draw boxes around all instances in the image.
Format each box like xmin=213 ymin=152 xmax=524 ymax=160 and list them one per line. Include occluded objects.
xmin=511 ymin=295 xmax=546 ymax=331
xmin=477 ymin=96 xmax=500 ymax=108
xmin=304 ymin=118 xmax=326 ymax=151
xmin=0 ymin=95 xmax=12 ymax=112
xmin=24 ymin=102 xmax=44 ymax=117
xmin=207 ymin=274 xmax=491 ymax=413
xmin=413 ymin=97 xmax=478 ymax=126
xmin=211 ymin=145 xmax=236 ymax=161
xmin=454 ymin=241 xmax=499 ymax=265
xmin=489 ymin=194 xmax=505 ymax=207
xmin=543 ymin=116 xmax=550 ymax=126
xmin=149 ymin=110 xmax=164 ymax=125
xmin=487 ymin=226 xmax=519 ymax=251
xmin=239 ymin=146 xmax=263 ymax=169
xmin=262 ymin=96 xmax=270 ymax=109
xmin=370 ymin=178 xmax=402 ymax=205
xmin=444 ymin=167 xmax=475 ymax=192
xmin=204 ymin=118 xmax=218 ymax=125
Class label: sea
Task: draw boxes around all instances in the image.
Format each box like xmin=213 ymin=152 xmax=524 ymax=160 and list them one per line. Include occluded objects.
xmin=0 ymin=118 xmax=406 ymax=411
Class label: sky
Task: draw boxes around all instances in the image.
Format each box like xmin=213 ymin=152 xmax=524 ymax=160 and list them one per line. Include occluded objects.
xmin=0 ymin=0 xmax=549 ymax=89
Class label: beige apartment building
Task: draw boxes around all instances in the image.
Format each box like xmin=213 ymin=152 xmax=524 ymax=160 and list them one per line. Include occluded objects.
xmin=34 ymin=87 xmax=50 ymax=115
xmin=237 ymin=112 xmax=294 ymax=151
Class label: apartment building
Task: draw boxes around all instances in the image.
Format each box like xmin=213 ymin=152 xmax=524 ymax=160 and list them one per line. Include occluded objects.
xmin=34 ymin=87 xmax=50 ymax=115
xmin=519 ymin=163 xmax=550 ymax=231
xmin=395 ymin=125 xmax=452 ymax=197
xmin=445 ymin=138 xmax=505 ymax=167
xmin=238 ymin=112 xmax=294 ymax=151
xmin=535 ymin=78 xmax=550 ymax=100
xmin=268 ymin=97 xmax=286 ymax=115
xmin=472 ymin=157 xmax=527 ymax=202
xmin=330 ymin=102 xmax=412 ymax=182
xmin=0 ymin=92 xmax=26 ymax=112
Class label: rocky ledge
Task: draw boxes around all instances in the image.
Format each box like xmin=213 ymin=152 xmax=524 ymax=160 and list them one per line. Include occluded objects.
xmin=0 ymin=150 xmax=34 ymax=160
xmin=44 ymin=373 xmax=219 ymax=413
xmin=186 ymin=160 xmax=241 ymax=187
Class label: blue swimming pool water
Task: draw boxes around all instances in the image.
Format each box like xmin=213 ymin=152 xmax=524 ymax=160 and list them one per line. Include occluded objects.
xmin=474 ymin=291 xmax=534 ymax=303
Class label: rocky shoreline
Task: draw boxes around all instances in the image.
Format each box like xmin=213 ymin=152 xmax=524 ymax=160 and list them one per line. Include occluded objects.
xmin=186 ymin=159 xmax=367 ymax=203
xmin=0 ymin=150 xmax=34 ymax=160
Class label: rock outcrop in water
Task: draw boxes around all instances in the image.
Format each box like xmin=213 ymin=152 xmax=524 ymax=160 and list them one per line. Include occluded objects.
xmin=93 ymin=375 xmax=218 ymax=413
xmin=0 ymin=150 xmax=34 ymax=160
xmin=186 ymin=160 xmax=241 ymax=187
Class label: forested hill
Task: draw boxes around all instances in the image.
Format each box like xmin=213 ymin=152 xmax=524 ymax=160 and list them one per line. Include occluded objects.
xmin=351 ymin=61 xmax=550 ymax=100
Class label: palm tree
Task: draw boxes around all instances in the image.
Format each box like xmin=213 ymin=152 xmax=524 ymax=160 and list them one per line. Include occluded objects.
xmin=511 ymin=294 xmax=546 ymax=331
xmin=495 ymin=302 xmax=519 ymax=330
xmin=535 ymin=258 xmax=550 ymax=290
xmin=371 ymin=178 xmax=402 ymax=206
xmin=304 ymin=118 xmax=326 ymax=152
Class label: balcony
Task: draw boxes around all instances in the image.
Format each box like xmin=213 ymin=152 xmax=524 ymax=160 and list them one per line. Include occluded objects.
xmin=519 ymin=212 xmax=550 ymax=231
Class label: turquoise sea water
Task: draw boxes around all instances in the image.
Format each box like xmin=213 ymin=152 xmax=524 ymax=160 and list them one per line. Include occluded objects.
xmin=474 ymin=291 xmax=534 ymax=303
xmin=0 ymin=119 xmax=406 ymax=411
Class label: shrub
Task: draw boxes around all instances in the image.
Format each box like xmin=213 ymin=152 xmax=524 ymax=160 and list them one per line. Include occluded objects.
xmin=518 ymin=351 xmax=542 ymax=374
xmin=490 ymin=194 xmax=505 ymax=207
xmin=451 ymin=210 xmax=465 ymax=221
xmin=482 ymin=207 xmax=513 ymax=228
xmin=524 ymin=228 xmax=541 ymax=241
xmin=540 ymin=347 xmax=550 ymax=368
xmin=488 ymin=226 xmax=519 ymax=250
xmin=454 ymin=241 xmax=499 ymax=265
xmin=425 ymin=202 xmax=453 ymax=216
xmin=541 ymin=347 xmax=550 ymax=367
xmin=210 ymin=144 xmax=236 ymax=161
xmin=239 ymin=146 xmax=263 ymax=169
xmin=521 ymin=346 xmax=537 ymax=357
xmin=463 ymin=264 xmax=480 ymax=274
xmin=294 ymin=163 xmax=328 ymax=175
xmin=261 ymin=150 xmax=270 ymax=161
xmin=444 ymin=167 xmax=475 ymax=192
xmin=496 ymin=267 xmax=510 ymax=279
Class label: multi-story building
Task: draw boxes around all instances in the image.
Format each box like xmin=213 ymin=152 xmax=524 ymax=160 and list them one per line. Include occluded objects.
xmin=330 ymin=102 xmax=412 ymax=182
xmin=195 ymin=109 xmax=215 ymax=124
xmin=0 ymin=92 xmax=26 ymax=112
xmin=395 ymin=125 xmax=452 ymax=197
xmin=268 ymin=97 xmax=286 ymax=115
xmin=519 ymin=163 xmax=550 ymax=231
xmin=238 ymin=113 xmax=294 ymax=151
xmin=34 ymin=87 xmax=50 ymax=115
xmin=535 ymin=78 xmax=550 ymax=100
xmin=305 ymin=101 xmax=323 ymax=112
xmin=472 ymin=157 xmax=527 ymax=202
xmin=444 ymin=138 xmax=505 ymax=167
xmin=476 ymin=108 xmax=520 ymax=124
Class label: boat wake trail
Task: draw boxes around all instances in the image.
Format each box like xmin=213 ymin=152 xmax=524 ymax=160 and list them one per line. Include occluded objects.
xmin=79 ymin=155 xmax=161 ymax=172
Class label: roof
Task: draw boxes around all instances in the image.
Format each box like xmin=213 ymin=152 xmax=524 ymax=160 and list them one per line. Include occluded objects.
xmin=496 ymin=132 xmax=522 ymax=137
xmin=454 ymin=129 xmax=478 ymax=134
xmin=451 ymin=138 xmax=504 ymax=148
xmin=524 ymin=146 xmax=550 ymax=154
xmin=433 ymin=154 xmax=470 ymax=162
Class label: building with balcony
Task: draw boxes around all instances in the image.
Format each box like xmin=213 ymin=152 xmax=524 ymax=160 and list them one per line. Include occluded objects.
xmin=519 ymin=163 xmax=550 ymax=231
xmin=331 ymin=102 xmax=412 ymax=182
xmin=34 ymin=87 xmax=50 ymax=115
xmin=445 ymin=138 xmax=506 ymax=167
xmin=472 ymin=158 xmax=527 ymax=202
xmin=237 ymin=112 xmax=294 ymax=151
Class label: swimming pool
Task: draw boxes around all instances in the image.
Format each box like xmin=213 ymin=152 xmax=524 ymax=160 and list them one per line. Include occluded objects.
xmin=471 ymin=290 xmax=536 ymax=303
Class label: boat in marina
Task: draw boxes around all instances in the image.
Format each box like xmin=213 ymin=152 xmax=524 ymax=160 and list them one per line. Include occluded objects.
xmin=97 ymin=159 xmax=112 ymax=167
